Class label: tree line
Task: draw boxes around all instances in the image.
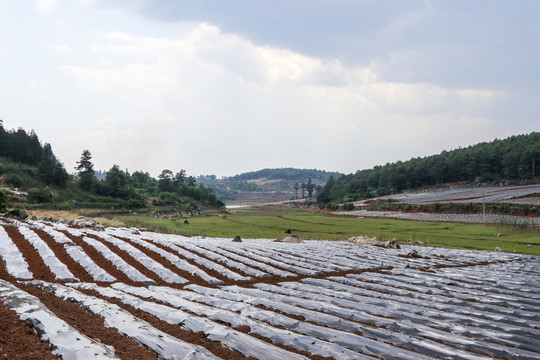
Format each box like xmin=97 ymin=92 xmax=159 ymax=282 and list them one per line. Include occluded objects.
xmin=74 ymin=150 xmax=224 ymax=210
xmin=229 ymin=168 xmax=342 ymax=182
xmin=0 ymin=121 xmax=69 ymax=188
xmin=0 ymin=121 xmax=223 ymax=211
xmin=317 ymin=132 xmax=540 ymax=206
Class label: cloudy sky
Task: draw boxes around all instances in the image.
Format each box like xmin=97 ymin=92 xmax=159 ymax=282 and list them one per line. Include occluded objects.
xmin=1 ymin=1 xmax=538 ymax=177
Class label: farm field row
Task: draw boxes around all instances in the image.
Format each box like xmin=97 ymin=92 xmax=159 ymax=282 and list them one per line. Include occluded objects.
xmin=0 ymin=217 xmax=539 ymax=359
xmin=341 ymin=209 xmax=540 ymax=226
xmin=354 ymin=184 xmax=540 ymax=205
xmin=121 ymin=208 xmax=540 ymax=256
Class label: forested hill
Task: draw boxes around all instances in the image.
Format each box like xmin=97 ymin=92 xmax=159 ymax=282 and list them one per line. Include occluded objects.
xmin=0 ymin=121 xmax=69 ymax=187
xmin=0 ymin=122 xmax=222 ymax=212
xmin=317 ymin=132 xmax=540 ymax=206
xmin=229 ymin=168 xmax=342 ymax=182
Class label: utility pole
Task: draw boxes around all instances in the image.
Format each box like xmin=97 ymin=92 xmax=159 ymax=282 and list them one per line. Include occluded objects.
xmin=482 ymin=191 xmax=486 ymax=224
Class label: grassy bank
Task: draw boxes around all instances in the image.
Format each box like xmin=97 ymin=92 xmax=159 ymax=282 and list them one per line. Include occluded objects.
xmin=119 ymin=206 xmax=540 ymax=256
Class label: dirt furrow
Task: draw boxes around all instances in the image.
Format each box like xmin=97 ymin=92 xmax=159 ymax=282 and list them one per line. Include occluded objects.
xmin=147 ymin=240 xmax=230 ymax=284
xmin=113 ymin=236 xmax=203 ymax=286
xmin=85 ymin=234 xmax=165 ymax=285
xmin=32 ymin=228 xmax=94 ymax=283
xmin=173 ymin=244 xmax=254 ymax=280
xmin=79 ymin=287 xmax=335 ymax=360
xmin=59 ymin=231 xmax=136 ymax=285
xmin=20 ymin=283 xmax=159 ymax=360
xmin=0 ymin=261 xmax=59 ymax=359
xmin=2 ymin=225 xmax=55 ymax=282
xmin=79 ymin=288 xmax=254 ymax=360
xmin=0 ymin=302 xmax=60 ymax=360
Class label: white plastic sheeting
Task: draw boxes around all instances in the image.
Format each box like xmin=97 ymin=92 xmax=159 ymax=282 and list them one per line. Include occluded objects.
xmin=64 ymin=245 xmax=116 ymax=282
xmin=81 ymin=236 xmax=154 ymax=284
xmin=138 ymin=284 xmax=373 ymax=360
xmin=196 ymin=243 xmax=296 ymax=278
xmin=0 ymin=226 xmax=32 ymax=279
xmin=104 ymin=230 xmax=222 ymax=284
xmin=40 ymin=225 xmax=116 ymax=282
xmin=91 ymin=233 xmax=188 ymax=284
xmin=255 ymin=282 xmax=539 ymax=359
xmin=185 ymin=284 xmax=439 ymax=360
xmin=37 ymin=224 xmax=74 ymax=244
xmin=142 ymin=234 xmax=252 ymax=281
xmin=17 ymin=225 xmax=78 ymax=282
xmin=72 ymin=282 xmax=312 ymax=360
xmin=0 ymin=279 xmax=118 ymax=359
xmin=29 ymin=280 xmax=222 ymax=360
xmin=217 ymin=243 xmax=316 ymax=275
xmin=180 ymin=242 xmax=268 ymax=278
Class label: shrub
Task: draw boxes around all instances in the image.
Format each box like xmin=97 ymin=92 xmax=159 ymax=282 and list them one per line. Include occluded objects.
xmin=0 ymin=163 xmax=5 ymax=175
xmin=28 ymin=187 xmax=54 ymax=203
xmin=6 ymin=174 xmax=23 ymax=188
xmin=0 ymin=189 xmax=9 ymax=212
xmin=326 ymin=202 xmax=339 ymax=211
xmin=153 ymin=192 xmax=181 ymax=206
xmin=342 ymin=202 xmax=355 ymax=211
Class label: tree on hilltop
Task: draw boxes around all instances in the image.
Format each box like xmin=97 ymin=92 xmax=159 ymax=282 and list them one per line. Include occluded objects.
xmin=306 ymin=178 xmax=315 ymax=198
xmin=76 ymin=150 xmax=95 ymax=190
xmin=106 ymin=165 xmax=128 ymax=197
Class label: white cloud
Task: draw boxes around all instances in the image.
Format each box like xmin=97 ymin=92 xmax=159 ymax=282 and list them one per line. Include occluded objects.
xmin=55 ymin=23 xmax=503 ymax=176
xmin=34 ymin=0 xmax=58 ymax=12
xmin=43 ymin=42 xmax=73 ymax=54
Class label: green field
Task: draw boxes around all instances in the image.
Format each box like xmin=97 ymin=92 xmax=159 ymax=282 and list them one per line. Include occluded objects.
xmin=119 ymin=206 xmax=540 ymax=256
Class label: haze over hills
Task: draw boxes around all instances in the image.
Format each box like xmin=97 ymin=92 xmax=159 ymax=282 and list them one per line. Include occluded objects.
xmin=199 ymin=168 xmax=342 ymax=205
xmin=1 ymin=121 xmax=538 ymax=212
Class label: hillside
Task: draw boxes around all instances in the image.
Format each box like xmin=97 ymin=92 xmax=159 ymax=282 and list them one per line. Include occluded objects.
xmin=199 ymin=168 xmax=342 ymax=205
xmin=318 ymin=132 xmax=540 ymax=206
xmin=0 ymin=123 xmax=223 ymax=214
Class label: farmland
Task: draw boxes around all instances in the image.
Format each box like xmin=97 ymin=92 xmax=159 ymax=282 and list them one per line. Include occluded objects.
xmin=120 ymin=206 xmax=540 ymax=256
xmin=354 ymin=184 xmax=540 ymax=206
xmin=0 ymin=216 xmax=539 ymax=359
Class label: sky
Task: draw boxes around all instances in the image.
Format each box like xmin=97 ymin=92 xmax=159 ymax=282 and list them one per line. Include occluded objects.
xmin=1 ymin=0 xmax=538 ymax=177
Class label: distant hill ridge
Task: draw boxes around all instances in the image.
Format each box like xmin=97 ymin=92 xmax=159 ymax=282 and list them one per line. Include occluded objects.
xmin=317 ymin=132 xmax=540 ymax=206
xmin=200 ymin=168 xmax=342 ymax=204
xmin=229 ymin=168 xmax=342 ymax=182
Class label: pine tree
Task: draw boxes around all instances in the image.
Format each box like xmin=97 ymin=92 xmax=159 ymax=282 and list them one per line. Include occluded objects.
xmin=75 ymin=150 xmax=95 ymax=191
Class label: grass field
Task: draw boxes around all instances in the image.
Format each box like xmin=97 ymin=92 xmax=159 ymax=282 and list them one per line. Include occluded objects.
xmin=119 ymin=206 xmax=540 ymax=256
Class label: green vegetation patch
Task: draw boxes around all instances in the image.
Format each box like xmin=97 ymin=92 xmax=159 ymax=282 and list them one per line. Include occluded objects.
xmin=120 ymin=207 xmax=540 ymax=256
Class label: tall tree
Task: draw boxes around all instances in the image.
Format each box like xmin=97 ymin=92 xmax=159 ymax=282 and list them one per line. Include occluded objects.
xmin=294 ymin=183 xmax=299 ymax=199
xmin=0 ymin=188 xmax=8 ymax=212
xmin=53 ymin=162 xmax=69 ymax=188
xmin=158 ymin=169 xmax=175 ymax=192
xmin=75 ymin=150 xmax=95 ymax=191
xmin=301 ymin=182 xmax=306 ymax=199
xmin=306 ymin=178 xmax=315 ymax=198
xmin=106 ymin=165 xmax=128 ymax=197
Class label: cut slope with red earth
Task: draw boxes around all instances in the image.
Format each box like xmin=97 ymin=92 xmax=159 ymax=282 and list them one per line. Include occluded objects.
xmin=0 ymin=217 xmax=539 ymax=359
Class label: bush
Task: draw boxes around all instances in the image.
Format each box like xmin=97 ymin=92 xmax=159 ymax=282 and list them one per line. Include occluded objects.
xmin=326 ymin=202 xmax=339 ymax=211
xmin=0 ymin=163 xmax=5 ymax=175
xmin=153 ymin=192 xmax=181 ymax=206
xmin=6 ymin=174 xmax=23 ymax=188
xmin=28 ymin=187 xmax=54 ymax=203
xmin=0 ymin=189 xmax=9 ymax=212
xmin=342 ymin=202 xmax=355 ymax=211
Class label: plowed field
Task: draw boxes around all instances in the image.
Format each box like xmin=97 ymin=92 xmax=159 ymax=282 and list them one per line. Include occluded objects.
xmin=0 ymin=217 xmax=539 ymax=359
